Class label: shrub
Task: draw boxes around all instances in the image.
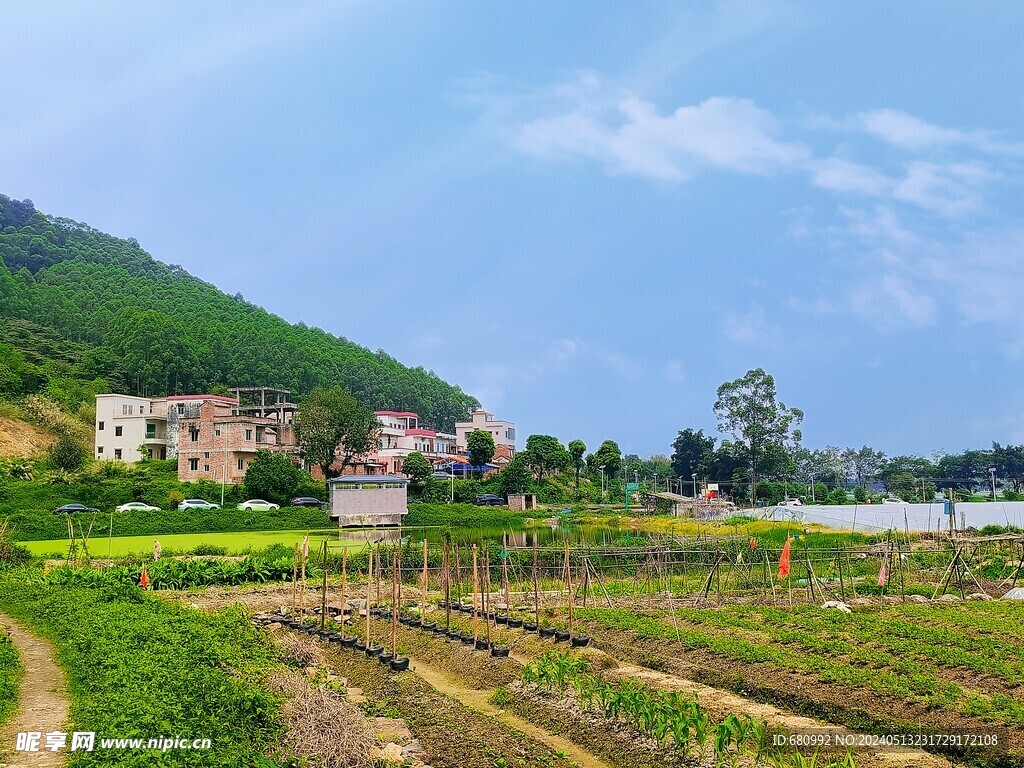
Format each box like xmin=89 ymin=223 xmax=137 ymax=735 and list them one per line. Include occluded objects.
xmin=48 ymin=435 xmax=86 ymax=472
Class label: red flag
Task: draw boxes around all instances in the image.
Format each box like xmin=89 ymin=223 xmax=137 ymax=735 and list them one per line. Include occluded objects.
xmin=139 ymin=565 xmax=150 ymax=589
xmin=877 ymin=563 xmax=888 ymax=587
xmin=749 ymin=538 xmax=757 ymax=550
xmin=777 ymin=538 xmax=791 ymax=579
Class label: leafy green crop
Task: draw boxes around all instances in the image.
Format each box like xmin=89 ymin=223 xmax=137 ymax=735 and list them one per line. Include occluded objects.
xmin=0 ymin=578 xmax=286 ymax=766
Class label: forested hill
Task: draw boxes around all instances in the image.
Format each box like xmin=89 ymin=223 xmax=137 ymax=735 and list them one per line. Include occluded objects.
xmin=0 ymin=194 xmax=478 ymax=430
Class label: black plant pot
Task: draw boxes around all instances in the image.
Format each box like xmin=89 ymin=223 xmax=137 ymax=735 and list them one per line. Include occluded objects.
xmin=522 ymin=622 xmax=538 ymax=632
xmin=553 ymin=630 xmax=570 ymax=643
xmin=341 ymin=636 xmax=356 ymax=647
xmin=570 ymin=634 xmax=591 ymax=648
xmin=378 ymin=652 xmax=394 ymax=665
xmin=507 ymin=618 xmax=523 ymax=629
xmin=365 ymin=645 xmax=384 ymax=658
xmin=495 ymin=615 xmax=509 ymax=625
xmin=490 ymin=646 xmax=510 ymax=657
xmin=474 ymin=638 xmax=490 ymax=651
xmin=432 ymin=625 xmax=447 ymax=635
xmin=318 ymin=629 xmax=333 ymax=638
xmin=421 ymin=621 xmax=437 ymax=631
xmin=460 ymin=634 xmax=474 ymax=645
xmin=353 ymin=641 xmax=367 ymax=652
xmin=446 ymin=629 xmax=460 ymax=639
xmin=328 ymin=633 xmax=343 ymax=643
xmin=287 ymin=620 xmax=300 ymax=629
xmin=390 ymin=657 xmax=410 ymax=672
xmin=538 ymin=627 xmax=555 ymax=638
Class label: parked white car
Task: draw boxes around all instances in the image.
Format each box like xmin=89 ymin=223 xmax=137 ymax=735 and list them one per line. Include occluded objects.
xmin=237 ymin=499 xmax=280 ymax=512
xmin=115 ymin=501 xmax=161 ymax=512
xmin=179 ymin=499 xmax=221 ymax=511
xmin=778 ymin=499 xmax=804 ymax=507
xmin=880 ymin=497 xmax=905 ymax=505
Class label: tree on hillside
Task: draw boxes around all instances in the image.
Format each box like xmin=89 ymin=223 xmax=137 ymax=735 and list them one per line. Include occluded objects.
xmin=466 ymin=429 xmax=496 ymax=470
xmin=295 ymin=386 xmax=381 ymax=496
xmin=670 ymin=429 xmax=715 ymax=482
xmin=993 ymin=443 xmax=1024 ymax=492
xmin=401 ymin=451 xmax=432 ymax=489
xmin=567 ymin=439 xmax=587 ymax=490
xmin=523 ymin=435 xmax=569 ymax=480
xmin=244 ymin=450 xmax=301 ymax=504
xmin=592 ymin=440 xmax=623 ymax=478
xmin=714 ymin=369 xmax=803 ymax=507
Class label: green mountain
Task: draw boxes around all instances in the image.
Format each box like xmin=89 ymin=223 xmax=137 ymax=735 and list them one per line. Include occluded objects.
xmin=0 ymin=194 xmax=478 ymax=430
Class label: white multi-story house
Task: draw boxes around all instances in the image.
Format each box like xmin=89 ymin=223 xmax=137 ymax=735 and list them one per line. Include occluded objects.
xmin=373 ymin=411 xmax=460 ymax=475
xmin=455 ymin=408 xmax=516 ymax=456
xmin=94 ymin=393 xmax=241 ymax=463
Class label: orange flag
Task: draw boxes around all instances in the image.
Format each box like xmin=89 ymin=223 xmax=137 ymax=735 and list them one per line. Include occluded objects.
xmin=877 ymin=563 xmax=888 ymax=587
xmin=777 ymin=538 xmax=792 ymax=579
xmin=139 ymin=565 xmax=150 ymax=589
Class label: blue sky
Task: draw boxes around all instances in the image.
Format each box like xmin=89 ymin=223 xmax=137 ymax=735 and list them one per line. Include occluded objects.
xmin=3 ymin=2 xmax=1023 ymax=458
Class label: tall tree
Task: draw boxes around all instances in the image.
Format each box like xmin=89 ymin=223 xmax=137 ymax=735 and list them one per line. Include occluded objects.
xmin=843 ymin=445 xmax=886 ymax=488
xmin=567 ymin=439 xmax=587 ymax=490
xmin=294 ymin=386 xmax=381 ymax=497
xmin=244 ymin=449 xmax=302 ymax=503
xmin=498 ymin=454 xmax=532 ymax=496
xmin=714 ymin=369 xmax=803 ymax=506
xmin=670 ymin=428 xmax=716 ymax=481
xmin=592 ymin=440 xmax=623 ymax=478
xmin=466 ymin=429 xmax=496 ymax=469
xmin=401 ymin=451 xmax=432 ymax=489
xmin=523 ymin=434 xmax=569 ymax=480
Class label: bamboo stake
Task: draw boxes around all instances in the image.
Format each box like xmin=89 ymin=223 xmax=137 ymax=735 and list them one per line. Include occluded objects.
xmin=443 ymin=536 xmax=451 ymax=632
xmin=472 ymin=544 xmax=479 ymax=643
xmin=365 ymin=545 xmax=373 ymax=646
xmin=320 ymin=540 xmax=329 ymax=631
xmin=532 ymin=533 xmax=540 ymax=628
xmin=502 ymin=533 xmax=511 ymax=616
xmin=565 ymin=540 xmax=574 ymax=638
xmin=392 ymin=549 xmax=399 ymax=657
xmin=340 ymin=547 xmax=348 ymax=638
xmin=484 ymin=546 xmax=492 ymax=648
xmin=421 ymin=539 xmax=428 ymax=627
xmin=300 ymin=536 xmax=308 ymax=621
xmin=291 ymin=544 xmax=299 ymax=616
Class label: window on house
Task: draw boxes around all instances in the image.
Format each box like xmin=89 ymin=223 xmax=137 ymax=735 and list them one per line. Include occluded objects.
xmin=215 ymin=428 xmax=221 ymax=437
xmin=190 ymin=428 xmax=199 ymax=442
xmin=115 ymin=426 xmax=123 ymax=437
xmin=114 ymin=448 xmax=122 ymax=460
xmin=177 ymin=403 xmax=185 ymax=415
xmin=122 ymin=405 xmax=127 ymax=415
xmin=204 ymin=464 xmax=209 ymax=472
xmin=128 ymin=405 xmax=133 ymax=415
xmin=98 ymin=421 xmax=104 ymax=431
xmin=145 ymin=423 xmax=156 ymax=439
xmin=237 ymin=458 xmax=244 ymax=470
xmin=147 ymin=449 xmax=153 ymax=459
xmin=245 ymin=429 xmax=252 ymax=441
xmin=97 ymin=446 xmax=104 ymax=454
xmin=204 ymin=452 xmax=209 ymax=459
xmin=189 ymin=458 xmax=199 ymax=471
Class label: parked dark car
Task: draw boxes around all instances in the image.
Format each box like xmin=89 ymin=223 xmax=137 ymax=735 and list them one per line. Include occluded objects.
xmin=53 ymin=503 xmax=100 ymax=515
xmin=290 ymin=497 xmax=324 ymax=508
xmin=474 ymin=494 xmax=504 ymax=506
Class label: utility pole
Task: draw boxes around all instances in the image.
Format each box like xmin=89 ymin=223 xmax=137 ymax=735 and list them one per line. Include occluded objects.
xmin=989 ymin=467 xmax=997 ymax=502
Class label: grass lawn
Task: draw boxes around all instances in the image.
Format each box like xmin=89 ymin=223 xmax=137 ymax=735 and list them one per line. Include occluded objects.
xmin=22 ymin=529 xmax=366 ymax=557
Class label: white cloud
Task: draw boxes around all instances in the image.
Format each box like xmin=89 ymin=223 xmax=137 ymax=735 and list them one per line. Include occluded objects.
xmin=848 ymin=274 xmax=938 ymax=329
xmin=891 ymin=161 xmax=994 ymax=217
xmin=721 ymin=305 xmax=777 ymax=346
xmin=664 ymin=360 xmax=686 ymax=383
xmin=858 ymin=108 xmax=1024 ymax=155
xmin=515 ymin=88 xmax=808 ymax=181
xmin=807 ymin=157 xmax=891 ymax=196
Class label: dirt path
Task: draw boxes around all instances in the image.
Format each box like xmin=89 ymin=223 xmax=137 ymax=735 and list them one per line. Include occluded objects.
xmin=0 ymin=617 xmax=70 ymax=768
xmin=407 ymin=654 xmax=614 ymax=768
